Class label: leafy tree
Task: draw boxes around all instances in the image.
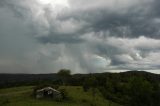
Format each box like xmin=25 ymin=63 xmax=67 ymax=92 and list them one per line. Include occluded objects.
xmin=128 ymin=77 xmax=153 ymax=106
xmin=83 ymin=75 xmax=98 ymax=102
xmin=152 ymin=82 xmax=160 ymax=106
xmin=57 ymin=69 xmax=71 ymax=85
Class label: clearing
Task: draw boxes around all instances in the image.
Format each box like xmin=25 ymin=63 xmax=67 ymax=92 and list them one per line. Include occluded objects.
xmin=0 ymin=86 xmax=121 ymax=106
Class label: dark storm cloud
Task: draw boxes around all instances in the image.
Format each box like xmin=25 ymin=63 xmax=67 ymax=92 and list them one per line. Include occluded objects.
xmin=52 ymin=0 xmax=160 ymax=39
xmin=0 ymin=0 xmax=160 ymax=73
xmin=37 ymin=34 xmax=84 ymax=44
xmin=21 ymin=0 xmax=157 ymax=45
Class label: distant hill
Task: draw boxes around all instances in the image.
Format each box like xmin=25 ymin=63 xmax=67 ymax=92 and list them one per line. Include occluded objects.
xmin=0 ymin=74 xmax=59 ymax=88
xmin=0 ymin=71 xmax=160 ymax=88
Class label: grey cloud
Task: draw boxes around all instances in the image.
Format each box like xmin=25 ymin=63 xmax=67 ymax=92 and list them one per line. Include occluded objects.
xmin=58 ymin=0 xmax=160 ymax=39
xmin=0 ymin=0 xmax=160 ymax=73
xmin=37 ymin=34 xmax=84 ymax=44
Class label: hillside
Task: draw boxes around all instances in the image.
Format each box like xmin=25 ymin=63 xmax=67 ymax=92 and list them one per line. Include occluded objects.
xmin=0 ymin=86 xmax=120 ymax=106
xmin=0 ymin=71 xmax=160 ymax=106
xmin=0 ymin=71 xmax=160 ymax=89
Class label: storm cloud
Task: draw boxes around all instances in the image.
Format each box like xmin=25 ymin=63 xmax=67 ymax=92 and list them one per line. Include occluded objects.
xmin=0 ymin=0 xmax=160 ymax=73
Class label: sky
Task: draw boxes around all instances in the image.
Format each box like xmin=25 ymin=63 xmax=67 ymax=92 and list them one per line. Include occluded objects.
xmin=0 ymin=0 xmax=160 ymax=74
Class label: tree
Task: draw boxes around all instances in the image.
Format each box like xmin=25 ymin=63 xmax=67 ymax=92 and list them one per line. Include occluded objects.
xmin=57 ymin=69 xmax=71 ymax=85
xmin=83 ymin=74 xmax=98 ymax=103
xmin=152 ymin=82 xmax=160 ymax=106
xmin=128 ymin=77 xmax=153 ymax=106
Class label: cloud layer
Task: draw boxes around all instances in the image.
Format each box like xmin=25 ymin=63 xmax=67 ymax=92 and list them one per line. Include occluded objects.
xmin=0 ymin=0 xmax=160 ymax=73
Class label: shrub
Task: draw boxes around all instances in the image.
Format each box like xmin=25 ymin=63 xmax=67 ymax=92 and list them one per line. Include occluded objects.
xmin=81 ymin=99 xmax=88 ymax=103
xmin=0 ymin=96 xmax=10 ymax=105
xmin=59 ymin=89 xmax=69 ymax=100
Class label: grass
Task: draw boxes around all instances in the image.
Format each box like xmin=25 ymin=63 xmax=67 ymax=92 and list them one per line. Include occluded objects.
xmin=0 ymin=86 xmax=121 ymax=106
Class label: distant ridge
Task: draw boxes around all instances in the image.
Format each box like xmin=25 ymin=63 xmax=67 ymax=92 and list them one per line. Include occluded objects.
xmin=0 ymin=71 xmax=159 ymax=88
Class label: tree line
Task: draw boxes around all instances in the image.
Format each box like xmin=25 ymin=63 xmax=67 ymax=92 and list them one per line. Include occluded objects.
xmin=58 ymin=69 xmax=160 ymax=106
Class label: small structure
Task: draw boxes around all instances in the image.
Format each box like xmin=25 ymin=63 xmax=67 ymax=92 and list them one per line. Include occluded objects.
xmin=36 ymin=87 xmax=62 ymax=100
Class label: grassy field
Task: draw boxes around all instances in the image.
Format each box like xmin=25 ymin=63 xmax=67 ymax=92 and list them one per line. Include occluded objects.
xmin=0 ymin=86 xmax=121 ymax=106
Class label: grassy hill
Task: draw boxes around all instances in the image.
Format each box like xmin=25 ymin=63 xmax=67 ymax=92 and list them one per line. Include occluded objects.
xmin=0 ymin=86 xmax=120 ymax=106
xmin=0 ymin=71 xmax=159 ymax=106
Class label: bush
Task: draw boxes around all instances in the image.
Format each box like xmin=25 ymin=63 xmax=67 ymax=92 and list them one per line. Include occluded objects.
xmin=81 ymin=99 xmax=88 ymax=103
xmin=0 ymin=96 xmax=10 ymax=105
xmin=59 ymin=89 xmax=69 ymax=100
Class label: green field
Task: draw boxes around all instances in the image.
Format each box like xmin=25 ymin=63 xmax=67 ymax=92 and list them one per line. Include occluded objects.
xmin=0 ymin=86 xmax=121 ymax=106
